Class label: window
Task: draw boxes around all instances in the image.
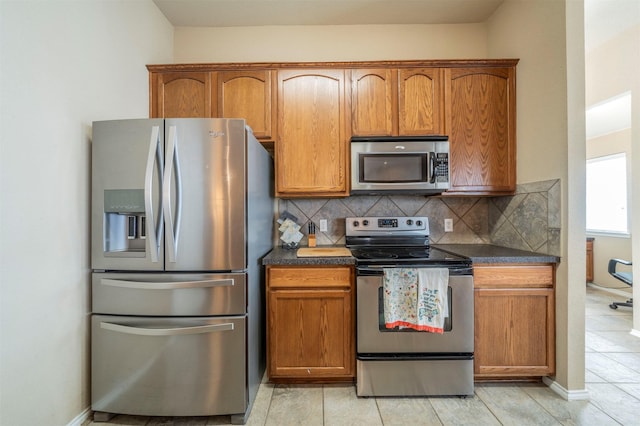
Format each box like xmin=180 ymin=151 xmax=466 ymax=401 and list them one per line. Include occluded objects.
xmin=586 ymin=153 xmax=628 ymax=234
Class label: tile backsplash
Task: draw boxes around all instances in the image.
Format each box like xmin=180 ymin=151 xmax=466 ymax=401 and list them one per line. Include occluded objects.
xmin=277 ymin=179 xmax=561 ymax=256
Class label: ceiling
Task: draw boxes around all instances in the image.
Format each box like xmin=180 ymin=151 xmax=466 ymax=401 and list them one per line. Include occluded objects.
xmin=153 ymin=0 xmax=639 ymax=52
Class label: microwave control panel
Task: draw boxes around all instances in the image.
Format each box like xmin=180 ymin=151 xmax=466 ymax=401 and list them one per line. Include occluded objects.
xmin=434 ymin=153 xmax=449 ymax=183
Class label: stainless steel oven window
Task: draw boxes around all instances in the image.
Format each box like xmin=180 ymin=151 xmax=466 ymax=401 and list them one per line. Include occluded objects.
xmin=377 ymin=286 xmax=452 ymax=332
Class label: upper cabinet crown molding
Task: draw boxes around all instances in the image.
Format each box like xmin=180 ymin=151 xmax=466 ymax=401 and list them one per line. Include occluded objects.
xmin=146 ymin=59 xmax=519 ymax=72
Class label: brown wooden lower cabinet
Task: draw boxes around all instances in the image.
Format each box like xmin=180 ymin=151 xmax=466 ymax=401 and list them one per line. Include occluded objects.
xmin=586 ymin=238 xmax=594 ymax=282
xmin=473 ymin=264 xmax=556 ymax=379
xmin=266 ymin=265 xmax=355 ymax=382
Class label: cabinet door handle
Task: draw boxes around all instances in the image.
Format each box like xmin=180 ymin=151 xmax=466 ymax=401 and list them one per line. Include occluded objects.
xmin=163 ymin=125 xmax=182 ymax=263
xmin=145 ymin=125 xmax=163 ymax=262
xmin=100 ymin=321 xmax=234 ymax=336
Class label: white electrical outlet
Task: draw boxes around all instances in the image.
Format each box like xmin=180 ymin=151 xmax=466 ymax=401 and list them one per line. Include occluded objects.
xmin=319 ymin=219 xmax=328 ymax=232
xmin=444 ymin=218 xmax=454 ymax=232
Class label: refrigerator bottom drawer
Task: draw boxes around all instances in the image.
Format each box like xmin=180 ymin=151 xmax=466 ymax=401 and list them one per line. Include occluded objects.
xmin=91 ymin=315 xmax=247 ymax=417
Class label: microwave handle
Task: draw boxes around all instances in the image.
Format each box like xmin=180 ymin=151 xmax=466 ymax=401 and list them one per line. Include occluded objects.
xmin=429 ymin=152 xmax=436 ymax=184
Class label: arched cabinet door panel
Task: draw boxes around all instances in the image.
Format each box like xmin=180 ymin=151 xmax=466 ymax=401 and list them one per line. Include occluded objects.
xmin=218 ymin=70 xmax=275 ymax=140
xmin=444 ymin=67 xmax=516 ymax=195
xmin=276 ymin=69 xmax=349 ymax=197
xmin=398 ymin=68 xmax=443 ymax=135
xmin=152 ymin=72 xmax=213 ymax=118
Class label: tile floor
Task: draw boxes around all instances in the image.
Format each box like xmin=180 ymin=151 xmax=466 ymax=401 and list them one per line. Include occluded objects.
xmin=90 ymin=286 xmax=639 ymax=425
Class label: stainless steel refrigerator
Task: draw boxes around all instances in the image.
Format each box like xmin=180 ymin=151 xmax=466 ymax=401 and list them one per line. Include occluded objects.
xmin=90 ymin=118 xmax=273 ymax=424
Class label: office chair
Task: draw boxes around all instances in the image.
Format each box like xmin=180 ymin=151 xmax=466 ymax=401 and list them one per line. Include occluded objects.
xmin=608 ymin=258 xmax=633 ymax=309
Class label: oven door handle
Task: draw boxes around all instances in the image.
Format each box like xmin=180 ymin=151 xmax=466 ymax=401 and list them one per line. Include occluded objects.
xmin=357 ymin=265 xmax=473 ymax=276
xmin=356 ymin=265 xmax=394 ymax=275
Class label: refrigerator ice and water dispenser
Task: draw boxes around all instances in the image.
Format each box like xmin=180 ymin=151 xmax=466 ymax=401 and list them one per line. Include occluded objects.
xmin=103 ymin=189 xmax=147 ymax=255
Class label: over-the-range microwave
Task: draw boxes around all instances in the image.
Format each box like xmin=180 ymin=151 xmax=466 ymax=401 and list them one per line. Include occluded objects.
xmin=350 ymin=135 xmax=450 ymax=195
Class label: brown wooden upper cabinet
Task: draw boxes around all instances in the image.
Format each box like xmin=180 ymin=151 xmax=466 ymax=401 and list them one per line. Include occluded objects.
xmin=351 ymin=68 xmax=443 ymax=136
xmin=148 ymin=60 xmax=518 ymax=198
xmin=276 ymin=69 xmax=349 ymax=198
xmin=148 ymin=67 xmax=275 ymax=140
xmin=217 ymin=70 xmax=275 ymax=140
xmin=444 ymin=66 xmax=517 ymax=195
xmin=150 ymin=71 xmax=213 ymax=118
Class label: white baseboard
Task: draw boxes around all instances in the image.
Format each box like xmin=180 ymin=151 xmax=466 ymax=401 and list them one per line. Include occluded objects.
xmin=542 ymin=376 xmax=590 ymax=401
xmin=67 ymin=407 xmax=92 ymax=426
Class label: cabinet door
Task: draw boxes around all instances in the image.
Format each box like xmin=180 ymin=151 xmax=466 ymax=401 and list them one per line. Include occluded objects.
xmin=268 ymin=288 xmax=353 ymax=379
xmin=217 ymin=70 xmax=275 ymax=140
xmin=276 ymin=69 xmax=349 ymax=197
xmin=445 ymin=67 xmax=516 ymax=195
xmin=151 ymin=72 xmax=214 ymax=118
xmin=351 ymin=69 xmax=396 ymax=136
xmin=474 ymin=287 xmax=555 ymax=377
xmin=398 ymin=68 xmax=443 ymax=135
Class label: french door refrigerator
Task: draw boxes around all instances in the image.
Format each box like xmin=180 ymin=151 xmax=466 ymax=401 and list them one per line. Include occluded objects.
xmin=90 ymin=118 xmax=273 ymax=424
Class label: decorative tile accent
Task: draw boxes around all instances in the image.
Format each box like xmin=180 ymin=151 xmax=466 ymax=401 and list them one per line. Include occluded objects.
xmin=509 ymin=192 xmax=549 ymax=250
xmin=278 ymin=179 xmax=561 ymax=255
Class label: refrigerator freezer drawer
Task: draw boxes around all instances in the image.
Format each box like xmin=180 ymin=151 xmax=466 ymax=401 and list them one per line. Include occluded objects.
xmin=92 ymin=272 xmax=246 ymax=316
xmin=92 ymin=315 xmax=247 ymax=417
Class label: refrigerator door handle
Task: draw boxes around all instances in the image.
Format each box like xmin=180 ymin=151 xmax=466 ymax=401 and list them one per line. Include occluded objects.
xmin=100 ymin=278 xmax=235 ymax=290
xmin=100 ymin=321 xmax=234 ymax=336
xmin=145 ymin=125 xmax=163 ymax=263
xmin=163 ymin=125 xmax=183 ymax=263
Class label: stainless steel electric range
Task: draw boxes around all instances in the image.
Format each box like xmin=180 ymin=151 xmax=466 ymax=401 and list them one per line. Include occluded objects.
xmin=346 ymin=216 xmax=474 ymax=397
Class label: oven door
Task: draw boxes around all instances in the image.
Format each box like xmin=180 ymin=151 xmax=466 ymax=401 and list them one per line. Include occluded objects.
xmin=356 ymin=270 xmax=473 ymax=354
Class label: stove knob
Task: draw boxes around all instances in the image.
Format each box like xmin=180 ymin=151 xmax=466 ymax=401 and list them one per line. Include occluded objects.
xmin=406 ymin=219 xmax=413 ymax=226
xmin=353 ymin=221 xmax=360 ymax=227
xmin=363 ymin=220 xmax=369 ymax=226
xmin=416 ymin=220 xmax=423 ymax=227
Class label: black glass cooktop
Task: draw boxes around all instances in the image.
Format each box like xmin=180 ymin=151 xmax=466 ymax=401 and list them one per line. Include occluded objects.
xmin=349 ymin=246 xmax=469 ymax=264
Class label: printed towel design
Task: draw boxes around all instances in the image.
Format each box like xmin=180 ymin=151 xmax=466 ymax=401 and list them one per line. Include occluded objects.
xmin=383 ymin=268 xmax=449 ymax=334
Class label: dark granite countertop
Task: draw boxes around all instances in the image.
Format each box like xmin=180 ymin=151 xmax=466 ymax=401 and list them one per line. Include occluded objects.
xmin=263 ymin=243 xmax=559 ymax=266
xmin=434 ymin=244 xmax=561 ymax=264
xmin=262 ymin=245 xmax=356 ymax=266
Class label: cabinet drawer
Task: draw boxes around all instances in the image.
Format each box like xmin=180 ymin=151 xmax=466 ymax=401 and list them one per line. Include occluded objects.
xmin=268 ymin=266 xmax=352 ymax=289
xmin=474 ymin=264 xmax=554 ymax=288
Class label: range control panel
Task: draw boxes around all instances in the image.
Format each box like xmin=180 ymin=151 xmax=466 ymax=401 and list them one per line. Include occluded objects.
xmin=346 ymin=216 xmax=429 ymax=236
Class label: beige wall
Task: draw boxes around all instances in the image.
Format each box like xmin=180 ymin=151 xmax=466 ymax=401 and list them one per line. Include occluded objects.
xmin=484 ymin=0 xmax=585 ymax=395
xmin=173 ymin=24 xmax=488 ymax=62
xmin=0 ymin=1 xmax=173 ymax=424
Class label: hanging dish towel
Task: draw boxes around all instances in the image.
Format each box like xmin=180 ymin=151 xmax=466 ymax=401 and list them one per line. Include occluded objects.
xmin=383 ymin=268 xmax=449 ymax=334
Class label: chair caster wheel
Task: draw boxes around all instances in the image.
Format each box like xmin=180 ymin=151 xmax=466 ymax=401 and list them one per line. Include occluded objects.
xmin=609 ymin=304 xmax=618 ymax=309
